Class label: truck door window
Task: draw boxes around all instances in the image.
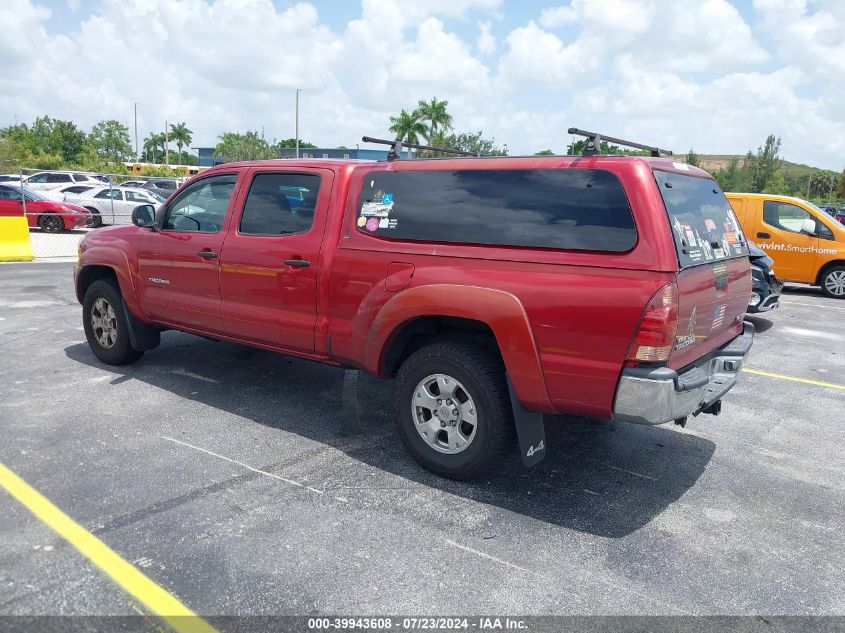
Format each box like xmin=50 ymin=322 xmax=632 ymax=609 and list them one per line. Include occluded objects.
xmin=239 ymin=172 xmax=321 ymax=236
xmin=162 ymin=174 xmax=237 ymax=233
xmin=763 ymin=201 xmax=813 ymax=234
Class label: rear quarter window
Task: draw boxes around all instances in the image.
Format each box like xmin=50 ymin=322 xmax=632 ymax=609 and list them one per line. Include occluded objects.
xmin=654 ymin=170 xmax=749 ymax=268
xmin=355 ymin=168 xmax=636 ymax=252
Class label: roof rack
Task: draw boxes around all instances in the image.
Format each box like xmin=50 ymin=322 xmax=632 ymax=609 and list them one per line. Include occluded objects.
xmin=567 ymin=127 xmax=672 ymax=158
xmin=361 ymin=136 xmax=480 ymax=161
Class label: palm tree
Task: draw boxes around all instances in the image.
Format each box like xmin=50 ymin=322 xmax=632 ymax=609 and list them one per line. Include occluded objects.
xmin=142 ymin=132 xmax=165 ymax=163
xmin=169 ymin=122 xmax=193 ymax=165
xmin=415 ymin=97 xmax=453 ymax=142
xmin=388 ymin=109 xmax=427 ymax=155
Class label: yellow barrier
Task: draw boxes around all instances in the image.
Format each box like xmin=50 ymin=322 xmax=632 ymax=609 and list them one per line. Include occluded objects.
xmin=0 ymin=216 xmax=34 ymax=262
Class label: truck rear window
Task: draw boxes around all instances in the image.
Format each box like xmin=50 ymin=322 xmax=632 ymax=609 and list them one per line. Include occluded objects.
xmin=654 ymin=170 xmax=748 ymax=268
xmin=356 ymin=168 xmax=636 ymax=252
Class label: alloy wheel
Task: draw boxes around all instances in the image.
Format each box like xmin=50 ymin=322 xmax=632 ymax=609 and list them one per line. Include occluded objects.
xmin=411 ymin=373 xmax=478 ymax=454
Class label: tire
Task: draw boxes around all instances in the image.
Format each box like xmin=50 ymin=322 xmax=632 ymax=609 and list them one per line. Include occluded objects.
xmin=820 ymin=266 xmax=845 ymax=298
xmin=38 ymin=213 xmax=64 ymax=233
xmin=82 ymin=279 xmax=144 ymax=365
xmin=394 ymin=342 xmax=515 ymax=480
xmin=85 ymin=207 xmax=103 ymax=228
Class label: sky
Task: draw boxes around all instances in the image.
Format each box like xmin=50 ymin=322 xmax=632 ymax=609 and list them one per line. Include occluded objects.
xmin=1 ymin=0 xmax=843 ymax=170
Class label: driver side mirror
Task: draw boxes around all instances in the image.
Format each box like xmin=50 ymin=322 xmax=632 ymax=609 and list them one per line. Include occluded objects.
xmin=799 ymin=217 xmax=816 ymax=236
xmin=131 ymin=204 xmax=155 ymax=228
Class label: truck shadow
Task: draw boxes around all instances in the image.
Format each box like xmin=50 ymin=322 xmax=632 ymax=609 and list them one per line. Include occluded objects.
xmin=65 ymin=335 xmax=715 ymax=539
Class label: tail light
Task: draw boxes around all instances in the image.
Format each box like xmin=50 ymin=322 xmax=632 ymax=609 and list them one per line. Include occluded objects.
xmin=626 ymin=282 xmax=678 ymax=363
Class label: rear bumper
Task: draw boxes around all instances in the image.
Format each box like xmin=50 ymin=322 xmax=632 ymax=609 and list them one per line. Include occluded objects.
xmin=612 ymin=322 xmax=755 ymax=425
xmin=748 ymin=276 xmax=783 ymax=313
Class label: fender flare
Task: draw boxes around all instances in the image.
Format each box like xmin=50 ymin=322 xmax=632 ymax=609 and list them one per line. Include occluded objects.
xmin=76 ymin=246 xmax=144 ymax=320
xmin=365 ymin=284 xmax=553 ymax=412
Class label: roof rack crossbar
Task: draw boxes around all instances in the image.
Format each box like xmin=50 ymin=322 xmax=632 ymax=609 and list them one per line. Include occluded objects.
xmin=567 ymin=127 xmax=672 ymax=157
xmin=362 ymin=136 xmax=480 ymax=161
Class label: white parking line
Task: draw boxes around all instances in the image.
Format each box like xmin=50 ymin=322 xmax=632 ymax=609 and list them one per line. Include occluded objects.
xmin=171 ymin=369 xmax=218 ymax=383
xmin=608 ymin=465 xmax=658 ymax=481
xmin=780 ymin=300 xmax=845 ymax=311
xmin=445 ymin=539 xmax=532 ymax=574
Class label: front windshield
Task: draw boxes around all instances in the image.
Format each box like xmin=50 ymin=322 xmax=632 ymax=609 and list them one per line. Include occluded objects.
xmin=150 ymin=191 xmax=165 ymax=203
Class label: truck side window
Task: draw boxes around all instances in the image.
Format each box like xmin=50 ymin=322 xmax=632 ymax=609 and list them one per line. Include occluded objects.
xmin=763 ymin=201 xmax=812 ymax=234
xmin=162 ymin=174 xmax=237 ymax=233
xmin=239 ymin=172 xmax=321 ymax=236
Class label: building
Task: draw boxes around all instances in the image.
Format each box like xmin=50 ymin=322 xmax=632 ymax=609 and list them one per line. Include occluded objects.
xmin=195 ymin=146 xmax=415 ymax=167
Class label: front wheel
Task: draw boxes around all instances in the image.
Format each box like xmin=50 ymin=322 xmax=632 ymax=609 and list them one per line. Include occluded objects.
xmin=82 ymin=280 xmax=144 ymax=365
xmin=394 ymin=342 xmax=515 ymax=480
xmin=38 ymin=213 xmax=64 ymax=233
xmin=821 ymin=267 xmax=845 ymax=298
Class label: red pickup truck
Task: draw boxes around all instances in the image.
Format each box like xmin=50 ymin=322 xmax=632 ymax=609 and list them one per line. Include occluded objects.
xmin=75 ymin=150 xmax=754 ymax=479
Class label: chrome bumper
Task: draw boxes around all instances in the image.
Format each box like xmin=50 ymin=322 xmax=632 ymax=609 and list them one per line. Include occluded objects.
xmin=613 ymin=322 xmax=755 ymax=425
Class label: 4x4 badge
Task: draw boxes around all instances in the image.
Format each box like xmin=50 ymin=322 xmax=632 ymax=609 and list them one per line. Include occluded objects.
xmin=675 ymin=306 xmax=697 ymax=350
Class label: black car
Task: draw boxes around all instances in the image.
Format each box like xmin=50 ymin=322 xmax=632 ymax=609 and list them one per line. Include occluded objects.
xmin=748 ymin=240 xmax=782 ymax=313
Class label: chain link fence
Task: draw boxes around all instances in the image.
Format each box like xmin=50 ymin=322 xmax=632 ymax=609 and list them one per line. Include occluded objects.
xmin=6 ymin=168 xmax=181 ymax=259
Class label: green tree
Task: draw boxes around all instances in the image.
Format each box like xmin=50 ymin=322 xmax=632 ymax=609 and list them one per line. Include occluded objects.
xmin=685 ymin=149 xmax=701 ymax=167
xmin=276 ymin=138 xmax=317 ymax=149
xmin=836 ymin=170 xmax=845 ymax=199
xmin=743 ymin=134 xmax=781 ymax=192
xmin=420 ymin=130 xmax=506 ymax=157
xmin=89 ymin=119 xmax=133 ymax=162
xmin=142 ymin=132 xmax=165 ymax=163
xmin=566 ymin=139 xmax=631 ymax=155
xmin=415 ymin=97 xmax=453 ymax=142
xmin=762 ymin=170 xmax=789 ymax=195
xmin=535 ymin=149 xmax=555 ymax=155
xmin=388 ymin=109 xmax=427 ymax=147
xmin=808 ymin=170 xmax=837 ymax=199
xmin=168 ymin=122 xmax=193 ymax=164
xmin=713 ymin=158 xmax=745 ymax=192
xmin=214 ymin=130 xmax=277 ymax=162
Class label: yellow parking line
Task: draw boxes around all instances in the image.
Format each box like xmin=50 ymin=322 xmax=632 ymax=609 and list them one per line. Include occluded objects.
xmin=0 ymin=461 xmax=217 ymax=633
xmin=742 ymin=368 xmax=845 ymax=391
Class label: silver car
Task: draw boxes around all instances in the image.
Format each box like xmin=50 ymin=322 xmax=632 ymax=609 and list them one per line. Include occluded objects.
xmin=65 ymin=186 xmax=164 ymax=227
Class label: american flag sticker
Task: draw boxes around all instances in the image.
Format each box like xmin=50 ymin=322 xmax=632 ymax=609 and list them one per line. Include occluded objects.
xmin=712 ymin=304 xmax=726 ymax=329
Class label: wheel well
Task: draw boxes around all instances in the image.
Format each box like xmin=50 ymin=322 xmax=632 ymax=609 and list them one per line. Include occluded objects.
xmin=76 ymin=265 xmax=118 ymax=303
xmin=382 ymin=316 xmax=500 ymax=377
xmin=815 ymin=260 xmax=845 ymax=285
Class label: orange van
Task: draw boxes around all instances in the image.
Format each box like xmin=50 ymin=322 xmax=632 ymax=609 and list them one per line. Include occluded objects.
xmin=726 ymin=193 xmax=845 ymax=298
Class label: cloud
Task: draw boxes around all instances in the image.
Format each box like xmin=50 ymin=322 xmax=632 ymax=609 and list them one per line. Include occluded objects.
xmin=0 ymin=0 xmax=842 ymax=170
xmin=476 ymin=21 xmax=495 ymax=55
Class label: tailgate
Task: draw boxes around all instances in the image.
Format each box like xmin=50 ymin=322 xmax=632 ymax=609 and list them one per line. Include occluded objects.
xmin=670 ymin=258 xmax=751 ymax=369
xmin=652 ymin=168 xmax=752 ymax=369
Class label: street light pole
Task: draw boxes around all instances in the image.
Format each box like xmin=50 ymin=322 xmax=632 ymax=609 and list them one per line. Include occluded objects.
xmin=295 ymin=88 xmax=302 ymax=159
xmin=134 ymin=102 xmax=139 ymax=162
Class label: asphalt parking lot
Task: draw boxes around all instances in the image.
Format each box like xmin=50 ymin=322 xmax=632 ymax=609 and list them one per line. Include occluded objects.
xmin=0 ymin=262 xmax=843 ymax=624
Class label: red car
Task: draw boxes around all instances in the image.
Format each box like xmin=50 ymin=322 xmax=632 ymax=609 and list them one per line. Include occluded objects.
xmin=0 ymin=183 xmax=91 ymax=232
xmin=75 ymin=136 xmax=754 ymax=479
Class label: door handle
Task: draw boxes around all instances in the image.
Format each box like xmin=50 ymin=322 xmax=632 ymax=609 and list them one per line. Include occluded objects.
xmin=756 ymin=232 xmax=771 ymax=239
xmin=284 ymin=258 xmax=311 ymax=268
xmin=197 ymin=250 xmax=218 ymax=259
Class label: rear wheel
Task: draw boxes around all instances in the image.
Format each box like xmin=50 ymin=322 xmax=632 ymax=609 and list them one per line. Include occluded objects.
xmin=821 ymin=266 xmax=845 ymax=298
xmin=86 ymin=207 xmax=103 ymax=228
xmin=38 ymin=213 xmax=64 ymax=233
xmin=82 ymin=280 xmax=144 ymax=365
xmin=394 ymin=342 xmax=514 ymax=480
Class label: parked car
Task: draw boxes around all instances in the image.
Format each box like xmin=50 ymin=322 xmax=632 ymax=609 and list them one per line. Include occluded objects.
xmin=834 ymin=209 xmax=845 ymax=225
xmin=0 ymin=184 xmax=90 ymax=232
xmin=75 ymin=151 xmax=754 ymax=479
xmin=118 ymin=180 xmax=148 ymax=189
xmin=747 ymin=241 xmax=782 ymax=312
xmin=727 ymin=193 xmax=845 ymax=298
xmin=0 ymin=174 xmax=22 ymax=184
xmin=24 ymin=171 xmax=102 ymax=191
xmin=40 ymin=183 xmax=98 ymax=202
xmin=140 ymin=178 xmax=180 ymax=199
xmin=65 ymin=186 xmax=164 ymax=227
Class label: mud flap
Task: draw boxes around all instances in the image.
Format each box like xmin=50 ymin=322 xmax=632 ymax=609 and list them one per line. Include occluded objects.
xmin=121 ymin=303 xmax=161 ymax=351
xmin=507 ymin=375 xmax=546 ymax=468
